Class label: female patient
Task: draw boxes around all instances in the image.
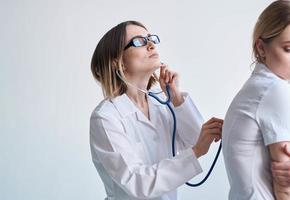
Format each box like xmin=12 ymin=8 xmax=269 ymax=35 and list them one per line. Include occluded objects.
xmin=222 ymin=1 xmax=290 ymax=199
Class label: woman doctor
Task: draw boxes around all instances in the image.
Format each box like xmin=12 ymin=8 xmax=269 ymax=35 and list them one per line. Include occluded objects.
xmin=90 ymin=20 xmax=223 ymax=200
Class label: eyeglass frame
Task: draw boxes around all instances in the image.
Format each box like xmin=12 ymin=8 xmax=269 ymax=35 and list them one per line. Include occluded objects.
xmin=124 ymin=34 xmax=160 ymax=50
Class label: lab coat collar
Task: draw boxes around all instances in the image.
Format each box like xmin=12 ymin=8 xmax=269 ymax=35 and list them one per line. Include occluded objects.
xmin=112 ymin=89 xmax=165 ymax=116
xmin=111 ymin=92 xmax=164 ymax=129
xmin=147 ymin=87 xmax=168 ymax=106
xmin=111 ymin=94 xmax=138 ymax=118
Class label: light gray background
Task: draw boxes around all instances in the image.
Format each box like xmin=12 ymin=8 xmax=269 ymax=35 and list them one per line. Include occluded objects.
xmin=1 ymin=0 xmax=273 ymax=199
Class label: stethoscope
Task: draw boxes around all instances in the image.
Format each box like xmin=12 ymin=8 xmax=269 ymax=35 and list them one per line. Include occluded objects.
xmin=117 ymin=70 xmax=222 ymax=187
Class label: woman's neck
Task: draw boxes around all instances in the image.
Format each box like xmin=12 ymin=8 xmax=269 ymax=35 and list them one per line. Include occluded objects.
xmin=124 ymin=73 xmax=150 ymax=104
xmin=126 ymin=87 xmax=147 ymax=107
xmin=125 ymin=76 xmax=151 ymax=119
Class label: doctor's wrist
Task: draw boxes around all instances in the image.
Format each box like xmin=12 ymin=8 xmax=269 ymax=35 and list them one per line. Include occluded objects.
xmin=172 ymin=93 xmax=184 ymax=107
xmin=192 ymin=146 xmax=202 ymax=158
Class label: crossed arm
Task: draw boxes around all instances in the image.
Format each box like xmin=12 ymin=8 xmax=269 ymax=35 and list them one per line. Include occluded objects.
xmin=269 ymin=142 xmax=290 ymax=200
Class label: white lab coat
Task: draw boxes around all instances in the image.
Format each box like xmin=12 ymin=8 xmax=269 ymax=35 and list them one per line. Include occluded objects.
xmin=90 ymin=90 xmax=204 ymax=200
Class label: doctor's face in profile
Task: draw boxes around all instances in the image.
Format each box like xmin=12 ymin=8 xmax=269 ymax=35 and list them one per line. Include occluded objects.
xmin=258 ymin=24 xmax=290 ymax=80
xmin=122 ymin=25 xmax=161 ymax=78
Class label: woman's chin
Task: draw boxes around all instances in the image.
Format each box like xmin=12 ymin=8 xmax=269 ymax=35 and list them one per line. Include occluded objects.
xmin=143 ymin=60 xmax=161 ymax=73
xmin=152 ymin=59 xmax=161 ymax=68
xmin=152 ymin=63 xmax=161 ymax=72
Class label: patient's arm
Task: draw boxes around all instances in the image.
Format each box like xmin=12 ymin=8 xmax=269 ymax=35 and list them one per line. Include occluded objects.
xmin=272 ymin=145 xmax=290 ymax=187
xmin=269 ymin=142 xmax=290 ymax=200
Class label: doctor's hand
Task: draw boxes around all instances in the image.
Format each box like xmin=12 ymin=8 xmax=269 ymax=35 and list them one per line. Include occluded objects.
xmin=272 ymin=144 xmax=290 ymax=187
xmin=159 ymin=64 xmax=184 ymax=107
xmin=192 ymin=117 xmax=223 ymax=158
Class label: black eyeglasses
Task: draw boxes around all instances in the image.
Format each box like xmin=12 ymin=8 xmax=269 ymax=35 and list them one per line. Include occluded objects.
xmin=124 ymin=34 xmax=160 ymax=50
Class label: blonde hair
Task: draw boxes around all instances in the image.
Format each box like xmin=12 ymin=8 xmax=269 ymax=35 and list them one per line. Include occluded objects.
xmin=91 ymin=21 xmax=158 ymax=99
xmin=253 ymin=0 xmax=290 ymax=63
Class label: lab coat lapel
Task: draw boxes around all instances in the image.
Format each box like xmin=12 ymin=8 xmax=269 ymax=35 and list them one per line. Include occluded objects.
xmin=111 ymin=94 xmax=137 ymax=118
xmin=135 ymin=111 xmax=156 ymax=130
xmin=147 ymin=93 xmax=165 ymax=129
xmin=112 ymin=94 xmax=157 ymax=130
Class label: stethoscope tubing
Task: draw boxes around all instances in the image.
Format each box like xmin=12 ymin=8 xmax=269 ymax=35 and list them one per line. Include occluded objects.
xmin=148 ymin=84 xmax=222 ymax=187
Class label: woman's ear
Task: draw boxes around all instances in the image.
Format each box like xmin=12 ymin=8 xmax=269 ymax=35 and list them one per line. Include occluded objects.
xmin=112 ymin=59 xmax=119 ymax=69
xmin=112 ymin=59 xmax=126 ymax=72
xmin=256 ymin=38 xmax=266 ymax=59
xmin=120 ymin=59 xmax=126 ymax=71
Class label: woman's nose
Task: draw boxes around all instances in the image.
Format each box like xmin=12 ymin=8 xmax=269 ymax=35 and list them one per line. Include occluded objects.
xmin=147 ymin=41 xmax=155 ymax=50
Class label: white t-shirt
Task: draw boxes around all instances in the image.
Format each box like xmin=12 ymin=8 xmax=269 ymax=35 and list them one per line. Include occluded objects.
xmin=222 ymin=63 xmax=290 ymax=200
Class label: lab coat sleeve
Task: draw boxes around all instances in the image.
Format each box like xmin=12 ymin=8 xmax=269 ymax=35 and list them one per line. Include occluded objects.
xmin=173 ymin=92 xmax=204 ymax=149
xmin=90 ymin=111 xmax=202 ymax=199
